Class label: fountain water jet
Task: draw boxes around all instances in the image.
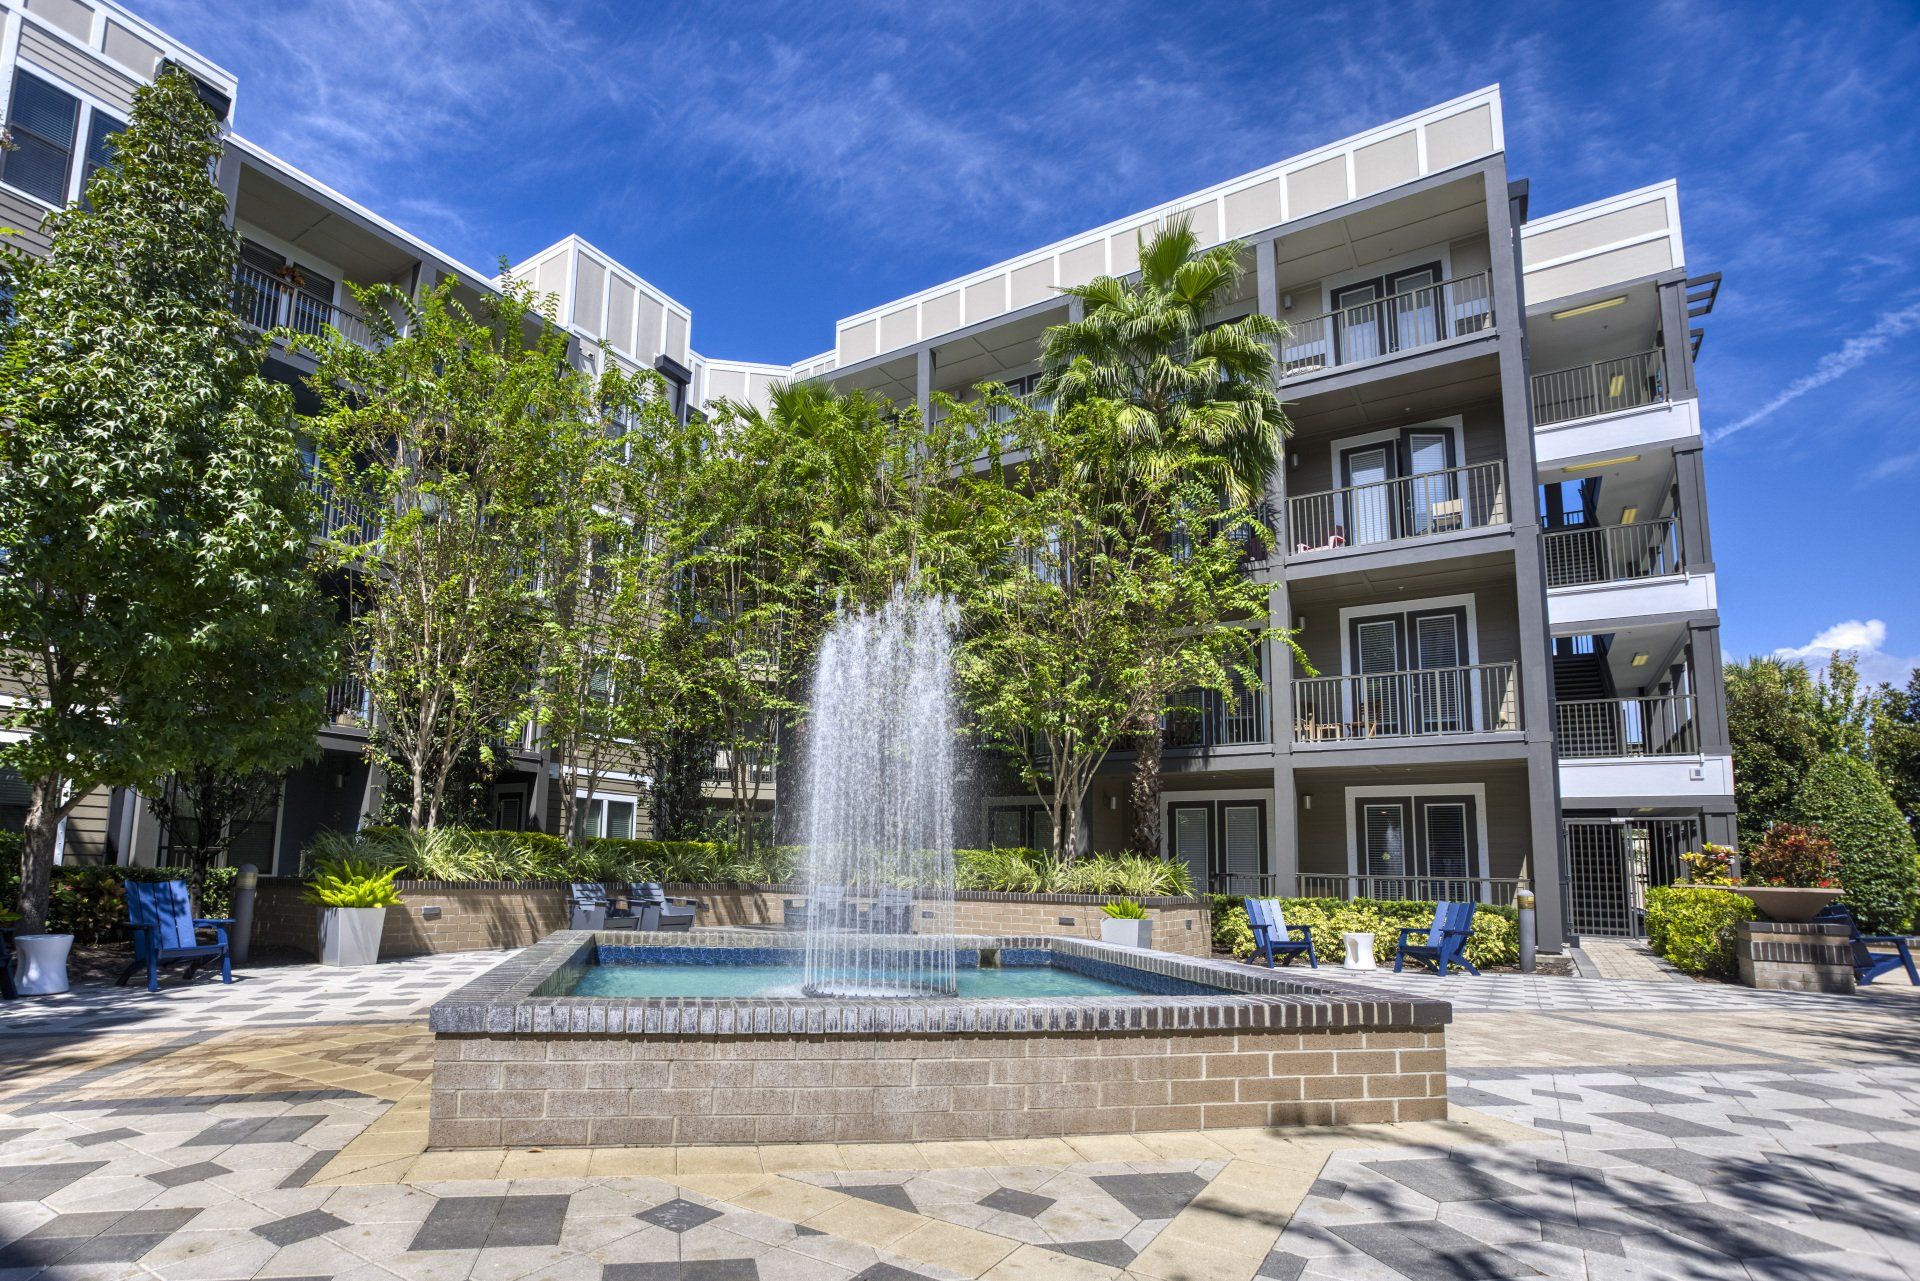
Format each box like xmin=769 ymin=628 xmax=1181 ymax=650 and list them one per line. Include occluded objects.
xmin=800 ymin=587 xmax=959 ymax=998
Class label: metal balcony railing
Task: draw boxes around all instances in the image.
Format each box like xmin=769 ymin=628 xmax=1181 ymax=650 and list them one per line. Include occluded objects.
xmin=1287 ymin=461 xmax=1507 ymax=554
xmin=1162 ymin=687 xmax=1268 ymax=749
xmin=1293 ymin=662 xmax=1521 ymax=742
xmin=1556 ymin=695 xmax=1697 ymax=759
xmin=312 ymin=475 xmax=374 ymax=545
xmin=1542 ymin=518 xmax=1682 ymax=588
xmin=707 ymin=751 xmax=777 ymax=786
xmin=1294 ymin=873 xmax=1525 ymax=906
xmin=1278 ymin=272 xmax=1493 ymax=379
xmin=234 ymin=263 xmax=377 ymax=349
xmin=1530 ymin=349 xmax=1666 ymax=426
xmin=325 ymin=674 xmax=369 ymax=724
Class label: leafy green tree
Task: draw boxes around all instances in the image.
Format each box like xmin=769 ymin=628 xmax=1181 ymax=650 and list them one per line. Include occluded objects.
xmin=0 ymin=69 xmax=328 ymax=932
xmin=674 ymin=383 xmax=989 ymax=848
xmin=1796 ymin=752 xmax=1920 ymax=933
xmin=1725 ymin=656 xmax=1823 ymax=844
xmin=1871 ymin=669 xmax=1920 ymax=840
xmin=301 ymin=277 xmax=577 ymax=830
xmin=949 ymin=399 xmax=1275 ymax=860
xmin=1038 ymin=216 xmax=1289 ymax=854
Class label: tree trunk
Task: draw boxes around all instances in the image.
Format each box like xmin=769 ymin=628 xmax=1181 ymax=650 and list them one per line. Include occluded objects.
xmin=1127 ymin=722 xmax=1163 ymax=857
xmin=17 ymin=773 xmax=65 ymax=934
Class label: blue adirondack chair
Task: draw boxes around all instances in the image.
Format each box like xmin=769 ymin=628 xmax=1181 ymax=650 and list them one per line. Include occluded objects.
xmin=1244 ymin=898 xmax=1318 ymax=968
xmin=1394 ymin=900 xmax=1481 ymax=976
xmin=1815 ymin=902 xmax=1919 ymax=986
xmin=119 ymin=880 xmax=234 ymax=993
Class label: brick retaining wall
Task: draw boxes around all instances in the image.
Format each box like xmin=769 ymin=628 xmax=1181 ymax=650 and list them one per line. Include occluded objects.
xmin=251 ymin=880 xmax=1211 ymax=959
xmin=1735 ymin=920 xmax=1855 ymax=993
xmin=427 ymin=1025 xmax=1447 ymax=1147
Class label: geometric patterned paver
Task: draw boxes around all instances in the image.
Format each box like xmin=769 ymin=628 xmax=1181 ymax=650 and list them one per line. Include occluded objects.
xmin=182 ymin=1113 xmax=324 ymax=1146
xmin=841 ymin=1184 xmax=918 ymax=1214
xmin=146 ymin=1160 xmax=230 ymax=1187
xmin=410 ymin=1194 xmax=570 ymax=1251
xmin=978 ymin=1186 xmax=1055 ymax=1218
xmin=1363 ymin=1158 xmax=1531 ymax=1203
xmin=253 ymin=1208 xmax=350 ymax=1247
xmin=1329 ymin=1221 xmax=1539 ymax=1279
xmin=1 ymin=1208 xmax=200 ymax=1267
xmin=0 ymin=1160 xmax=107 ymax=1202
xmin=1088 ymin=1171 xmax=1209 ymax=1220
xmin=634 ymin=1197 xmax=723 ymax=1234
xmin=1044 ymin=1238 xmax=1139 ymax=1267
xmin=604 ymin=1263 xmax=761 ymax=1280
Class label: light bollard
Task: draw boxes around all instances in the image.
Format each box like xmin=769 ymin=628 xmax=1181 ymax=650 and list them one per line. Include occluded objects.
xmin=231 ymin=863 xmax=258 ymax=965
xmin=1515 ymin=884 xmax=1536 ymax=974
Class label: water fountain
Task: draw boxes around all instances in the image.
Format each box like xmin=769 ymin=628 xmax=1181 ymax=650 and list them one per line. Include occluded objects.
xmin=799 ymin=587 xmax=959 ymax=997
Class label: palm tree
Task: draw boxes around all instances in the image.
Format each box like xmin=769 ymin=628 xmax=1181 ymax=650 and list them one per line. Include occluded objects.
xmin=1037 ymin=215 xmax=1291 ymax=859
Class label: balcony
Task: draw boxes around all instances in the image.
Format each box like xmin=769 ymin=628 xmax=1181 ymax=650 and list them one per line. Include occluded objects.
xmin=1162 ymin=687 xmax=1268 ymax=750
xmin=1530 ymin=350 xmax=1666 ymax=427
xmin=325 ymin=673 xmax=369 ymax=726
xmin=1555 ymin=694 xmax=1696 ymax=759
xmin=1279 ymin=273 xmax=1493 ymax=380
xmin=1542 ymin=518 xmax=1681 ymax=588
xmin=1293 ymin=663 xmax=1521 ymax=743
xmin=234 ymin=263 xmax=376 ymax=349
xmin=1287 ymin=461 xmax=1508 ymax=556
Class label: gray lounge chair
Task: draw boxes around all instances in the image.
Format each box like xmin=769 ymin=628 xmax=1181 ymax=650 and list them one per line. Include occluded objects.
xmin=629 ymin=882 xmax=698 ymax=931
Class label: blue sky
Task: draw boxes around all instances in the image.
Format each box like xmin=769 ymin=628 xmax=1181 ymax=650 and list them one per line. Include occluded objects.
xmin=137 ymin=0 xmax=1920 ymax=681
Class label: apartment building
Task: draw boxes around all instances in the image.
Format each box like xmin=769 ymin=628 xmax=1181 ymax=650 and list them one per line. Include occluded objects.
xmin=0 ymin=0 xmax=1732 ymax=947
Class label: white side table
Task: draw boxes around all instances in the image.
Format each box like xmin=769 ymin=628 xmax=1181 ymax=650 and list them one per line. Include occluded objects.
xmin=12 ymin=933 xmax=73 ymax=995
xmin=1342 ymin=931 xmax=1376 ymax=970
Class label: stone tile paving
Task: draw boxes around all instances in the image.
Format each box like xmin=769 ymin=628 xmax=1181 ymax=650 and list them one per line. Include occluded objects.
xmin=0 ymin=950 xmax=515 ymax=1035
xmin=1304 ymin=962 xmax=1920 ymax=1013
xmin=3 ymin=948 xmax=1920 ymax=1279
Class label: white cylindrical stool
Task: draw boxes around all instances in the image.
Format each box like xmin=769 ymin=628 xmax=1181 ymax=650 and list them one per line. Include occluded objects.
xmin=1342 ymin=931 xmax=1376 ymax=971
xmin=12 ymin=933 xmax=74 ymax=995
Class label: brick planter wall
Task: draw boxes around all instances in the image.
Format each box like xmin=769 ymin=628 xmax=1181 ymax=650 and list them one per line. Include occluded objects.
xmin=428 ymin=1025 xmax=1447 ymax=1147
xmin=250 ymin=880 xmax=1211 ymax=959
xmin=1735 ymin=920 xmax=1855 ymax=993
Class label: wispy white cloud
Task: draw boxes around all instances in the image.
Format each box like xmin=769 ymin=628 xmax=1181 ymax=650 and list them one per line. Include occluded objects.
xmin=1774 ymin=618 xmax=1920 ymax=685
xmin=1864 ymin=446 xmax=1920 ymax=484
xmin=1707 ymin=302 xmax=1920 ymax=444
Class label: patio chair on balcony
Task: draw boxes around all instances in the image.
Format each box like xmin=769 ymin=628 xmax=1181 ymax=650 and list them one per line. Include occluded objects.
xmin=1296 ymin=526 xmax=1347 ymax=554
xmin=1814 ymin=902 xmax=1919 ymax=986
xmin=1243 ymin=898 xmax=1318 ymax=968
xmin=118 ymin=880 xmax=234 ymax=993
xmin=1393 ymin=901 xmax=1480 ymax=977
xmin=629 ymin=883 xmax=699 ymax=932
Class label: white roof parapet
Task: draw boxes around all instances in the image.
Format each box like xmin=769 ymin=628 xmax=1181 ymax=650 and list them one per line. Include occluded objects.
xmin=823 ymin=86 xmax=1507 ymax=373
xmin=1521 ymin=180 xmax=1685 ymax=306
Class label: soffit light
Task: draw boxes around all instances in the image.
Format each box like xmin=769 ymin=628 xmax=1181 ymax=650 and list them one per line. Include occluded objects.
xmin=1562 ymin=454 xmax=1640 ymax=473
xmin=1551 ymin=296 xmax=1627 ymax=320
xmin=1631 ymin=652 xmax=1650 ymax=667
xmin=1619 ymin=505 xmax=1639 ymax=524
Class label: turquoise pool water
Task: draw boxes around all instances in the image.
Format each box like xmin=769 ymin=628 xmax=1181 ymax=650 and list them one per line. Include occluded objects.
xmin=569 ymin=963 xmax=1148 ymax=1000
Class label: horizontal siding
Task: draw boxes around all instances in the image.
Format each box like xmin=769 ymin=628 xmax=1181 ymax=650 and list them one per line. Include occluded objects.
xmin=0 ymin=185 xmax=53 ymax=257
xmin=62 ymin=784 xmax=113 ymax=864
xmin=19 ymin=24 xmax=140 ymax=115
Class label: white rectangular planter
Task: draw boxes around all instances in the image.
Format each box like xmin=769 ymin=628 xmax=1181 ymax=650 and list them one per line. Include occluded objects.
xmin=1100 ymin=918 xmax=1153 ymax=950
xmin=317 ymin=906 xmax=387 ymax=967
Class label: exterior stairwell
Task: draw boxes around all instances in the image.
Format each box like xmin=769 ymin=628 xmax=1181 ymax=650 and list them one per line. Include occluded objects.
xmin=1553 ymin=648 xmax=1623 ymax=755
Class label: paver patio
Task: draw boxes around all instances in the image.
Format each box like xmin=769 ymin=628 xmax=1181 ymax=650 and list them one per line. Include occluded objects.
xmin=3 ymin=951 xmax=1917 ymax=1279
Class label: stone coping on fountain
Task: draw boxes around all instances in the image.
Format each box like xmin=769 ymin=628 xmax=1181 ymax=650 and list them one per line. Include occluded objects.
xmin=427 ymin=929 xmax=1452 ymax=1037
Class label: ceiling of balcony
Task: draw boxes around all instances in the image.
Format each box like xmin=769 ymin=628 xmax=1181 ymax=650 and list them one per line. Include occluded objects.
xmin=1270 ymin=175 xmax=1490 ymax=292
xmin=234 ymin=161 xmax=425 ymax=286
xmin=1283 ymin=349 xmax=1505 ymax=437
xmin=1525 ymin=283 xmax=1662 ymax=372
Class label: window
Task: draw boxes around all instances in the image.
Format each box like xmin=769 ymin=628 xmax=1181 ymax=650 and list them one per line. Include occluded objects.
xmin=577 ymin=793 xmax=636 ymax=840
xmin=984 ymin=802 xmax=1049 ymax=850
xmin=2 ymin=71 xmax=80 ymax=205
xmin=78 ymin=107 xmax=125 ymax=204
xmin=1165 ymin=798 xmax=1269 ymax=893
xmin=1347 ymin=790 xmax=1484 ymax=898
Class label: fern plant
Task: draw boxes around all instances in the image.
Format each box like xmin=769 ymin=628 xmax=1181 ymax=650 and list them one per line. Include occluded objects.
xmin=303 ymin=858 xmax=402 ymax=908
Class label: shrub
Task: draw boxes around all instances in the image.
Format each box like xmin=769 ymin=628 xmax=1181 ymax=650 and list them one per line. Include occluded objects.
xmin=0 ymin=864 xmax=237 ymax=943
xmin=1680 ymin=844 xmax=1737 ymax=886
xmin=1645 ymin=885 xmax=1755 ymax=978
xmin=953 ymin=848 xmax=1194 ymax=896
xmin=1743 ymin=823 xmax=1840 ymax=888
xmin=1796 ymin=753 xmax=1920 ymax=933
xmin=303 ymin=858 xmax=403 ymax=908
xmin=1207 ymin=896 xmax=1518 ymax=969
xmin=1101 ymin=898 xmax=1146 ymax=919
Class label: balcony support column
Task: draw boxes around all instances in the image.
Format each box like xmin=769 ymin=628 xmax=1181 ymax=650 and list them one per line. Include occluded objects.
xmin=1266 ymin=579 xmax=1297 ymax=897
xmin=215 ymin=144 xmax=241 ymax=229
xmin=1656 ymin=277 xmax=1698 ymax=402
xmin=1672 ymin=444 xmax=1716 ymax=572
xmin=1686 ymin=621 xmax=1732 ymax=756
xmin=1489 ymin=166 xmax=1568 ymax=949
xmin=915 ymin=347 xmax=933 ymax=425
